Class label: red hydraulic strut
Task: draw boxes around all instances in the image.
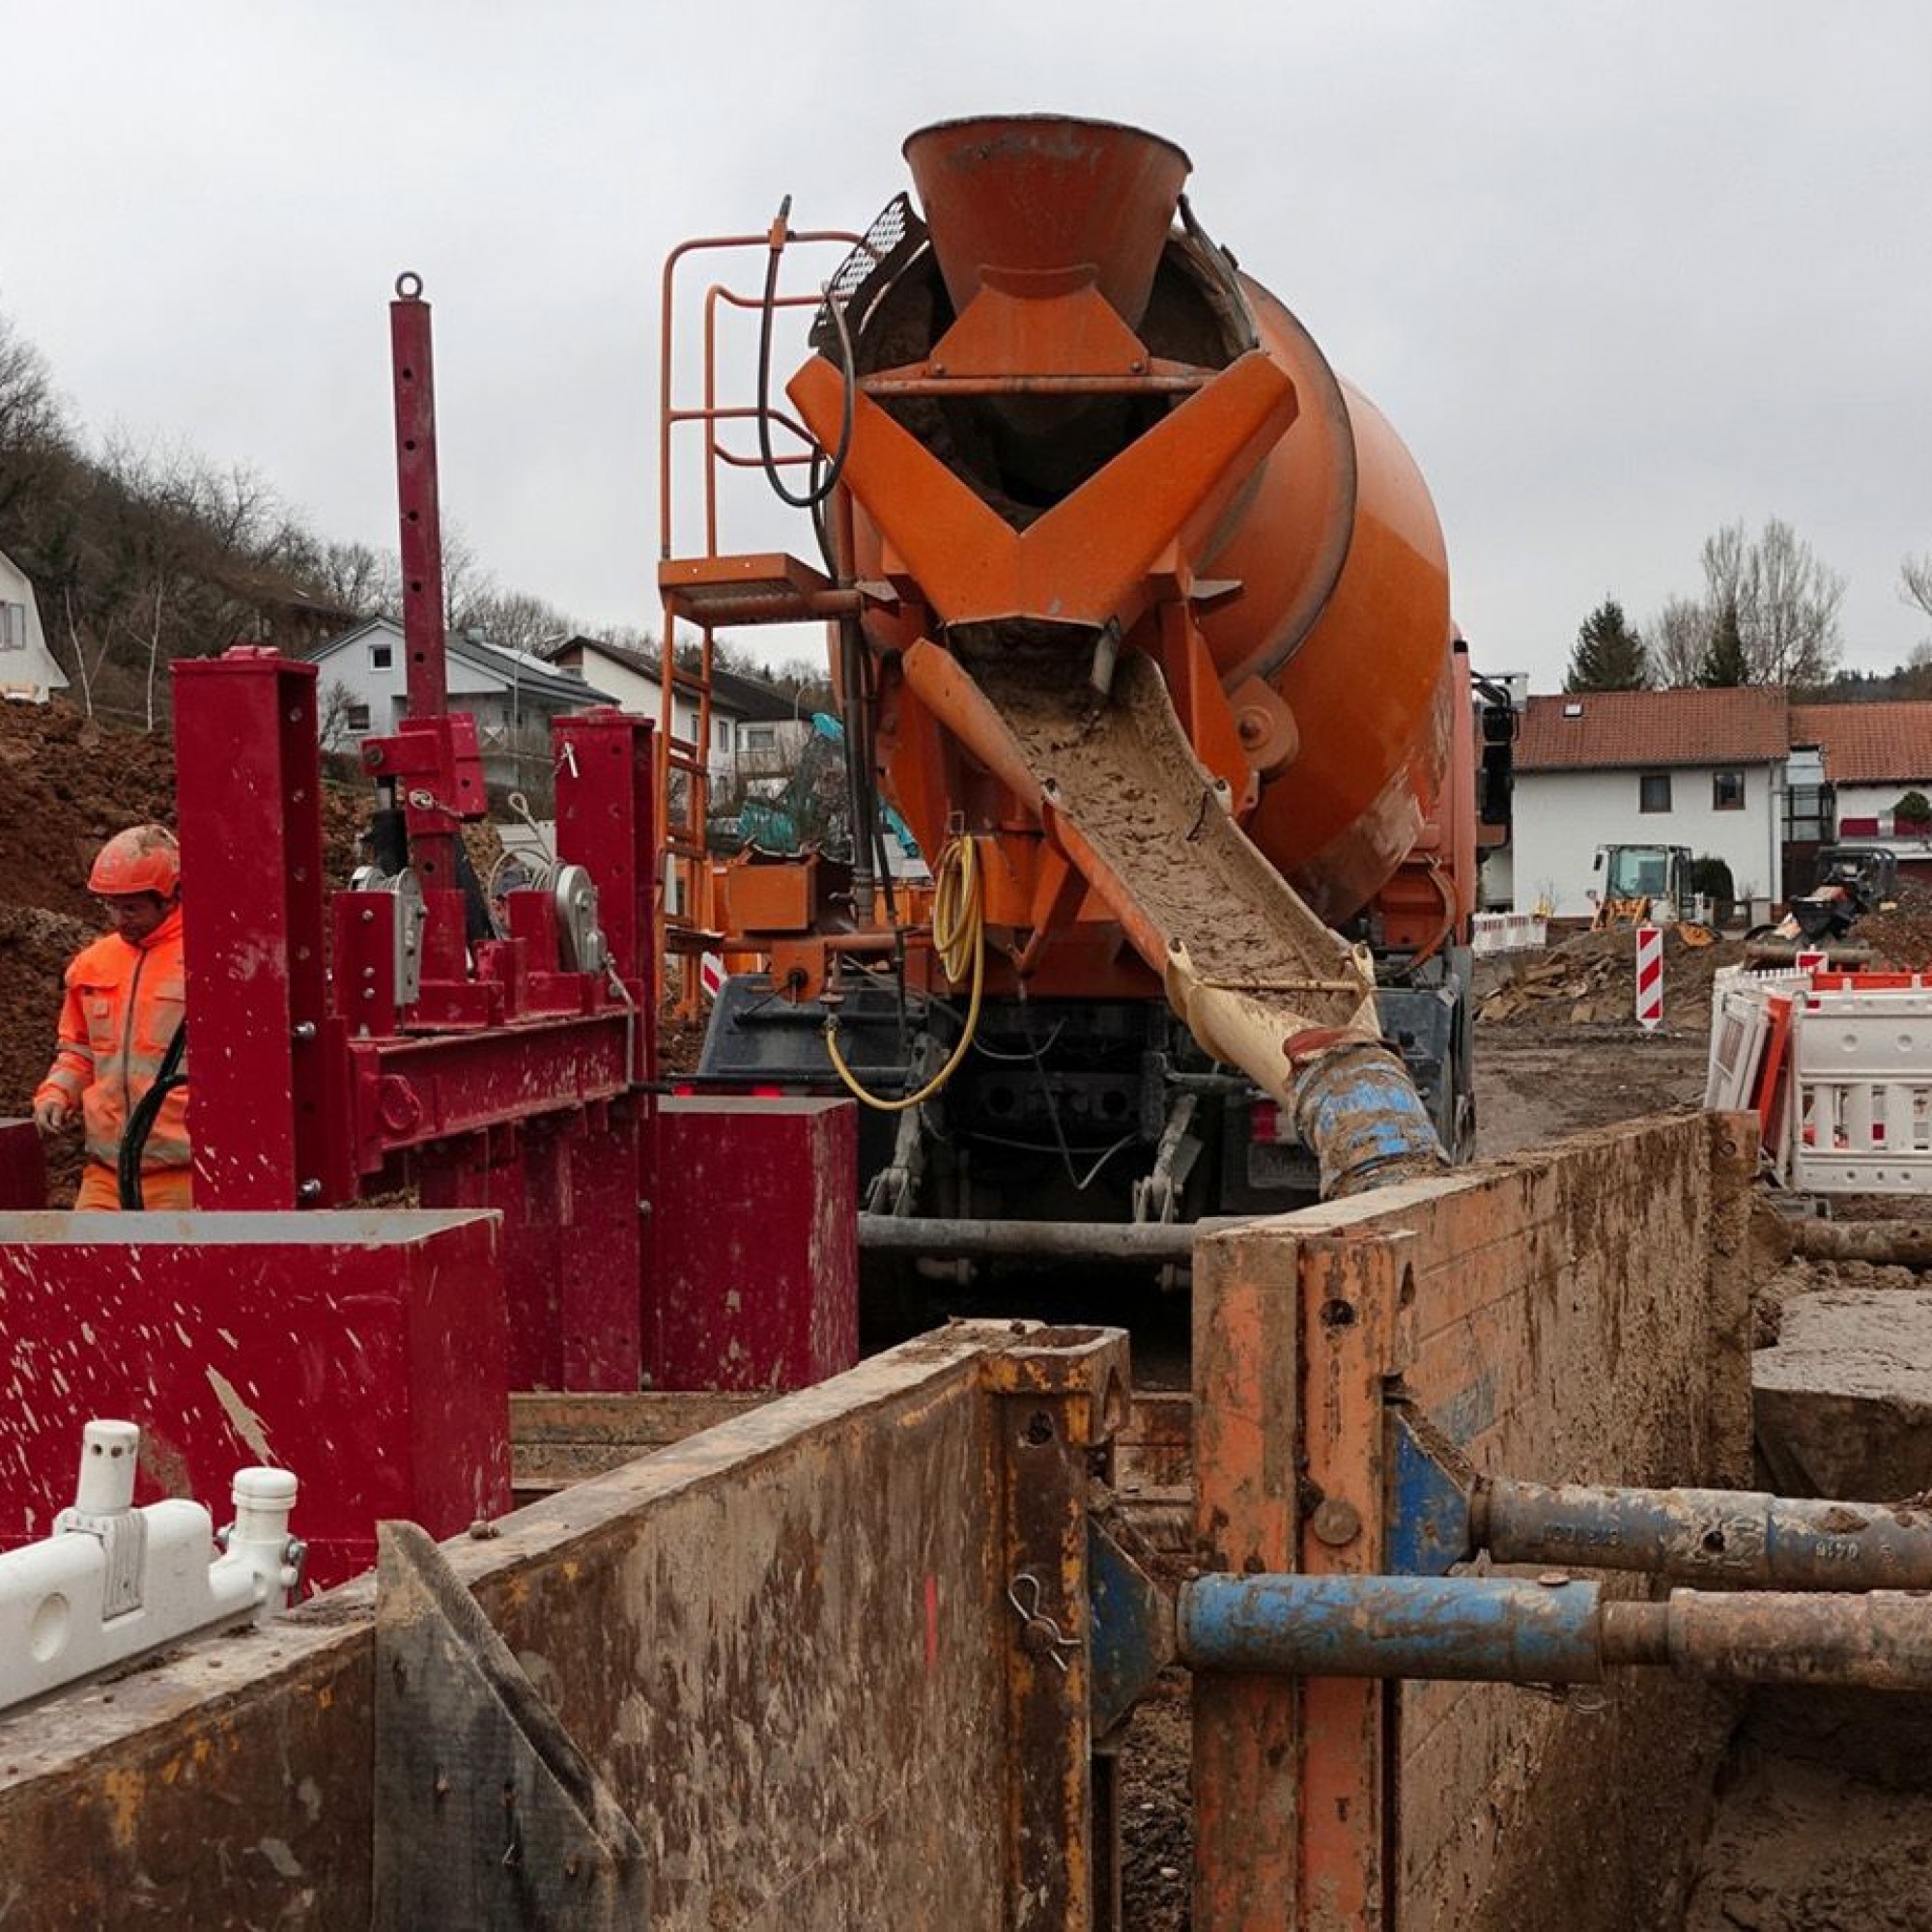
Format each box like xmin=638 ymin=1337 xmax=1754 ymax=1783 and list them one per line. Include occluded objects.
xmin=371 ymin=272 xmax=482 ymax=952
xmin=390 ymin=270 xmax=447 ymax=723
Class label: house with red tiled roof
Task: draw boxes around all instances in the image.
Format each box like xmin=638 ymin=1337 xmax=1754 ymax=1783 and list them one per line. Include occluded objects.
xmin=1789 ymin=701 xmax=1932 ymax=884
xmin=1500 ymin=688 xmax=1792 ymax=917
xmin=1491 ymin=688 xmax=1932 ymax=916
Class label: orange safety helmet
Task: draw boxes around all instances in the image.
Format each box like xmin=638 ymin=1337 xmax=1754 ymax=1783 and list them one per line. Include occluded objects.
xmin=88 ymin=824 xmax=181 ymax=897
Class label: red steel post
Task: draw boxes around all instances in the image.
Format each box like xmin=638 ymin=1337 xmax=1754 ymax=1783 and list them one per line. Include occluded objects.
xmin=174 ymin=647 xmax=351 ymax=1208
xmin=390 ymin=273 xmax=447 ymax=724
xmin=388 ymin=274 xmax=460 ymax=914
xmin=555 ymin=706 xmax=656 ymax=1080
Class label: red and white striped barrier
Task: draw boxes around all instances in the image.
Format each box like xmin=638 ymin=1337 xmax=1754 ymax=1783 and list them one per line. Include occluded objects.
xmin=1634 ymin=925 xmax=1663 ymax=1032
xmin=699 ymin=952 xmax=725 ymax=1002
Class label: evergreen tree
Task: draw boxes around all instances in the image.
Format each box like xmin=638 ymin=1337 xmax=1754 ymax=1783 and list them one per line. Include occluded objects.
xmin=1699 ymin=596 xmax=1750 ymax=686
xmin=1563 ymin=597 xmax=1648 ymax=692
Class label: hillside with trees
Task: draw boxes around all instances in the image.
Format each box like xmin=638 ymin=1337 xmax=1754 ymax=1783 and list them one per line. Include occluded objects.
xmin=0 ymin=302 xmax=804 ymax=727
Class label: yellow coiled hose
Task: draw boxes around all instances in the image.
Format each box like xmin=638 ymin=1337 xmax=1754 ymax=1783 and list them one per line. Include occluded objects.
xmin=824 ymin=836 xmax=983 ymax=1112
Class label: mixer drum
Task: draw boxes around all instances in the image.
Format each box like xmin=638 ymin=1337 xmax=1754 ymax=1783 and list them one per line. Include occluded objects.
xmin=842 ymin=114 xmax=1454 ymax=926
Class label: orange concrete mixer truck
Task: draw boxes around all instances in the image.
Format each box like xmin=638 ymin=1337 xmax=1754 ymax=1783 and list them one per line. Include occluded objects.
xmin=658 ymin=114 xmax=1515 ymax=1267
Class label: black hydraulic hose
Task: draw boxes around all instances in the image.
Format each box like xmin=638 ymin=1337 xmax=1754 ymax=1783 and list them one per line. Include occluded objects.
xmin=756 ymin=197 xmax=855 ymax=511
xmin=118 ymin=1020 xmax=186 ymax=1210
xmin=453 ymin=836 xmax=497 ymax=946
xmin=860 ymin=643 xmax=897 ymax=931
xmin=366 ymin=805 xmax=409 ymax=877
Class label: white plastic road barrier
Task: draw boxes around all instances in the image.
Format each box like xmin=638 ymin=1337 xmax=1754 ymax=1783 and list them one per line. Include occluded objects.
xmin=1707 ymin=967 xmax=1932 ymax=1193
xmin=1634 ymin=925 xmax=1663 ymax=1032
xmin=0 ymin=1420 xmax=302 ymax=1714
xmin=1470 ymin=912 xmax=1548 ymax=956
xmin=1789 ymin=983 xmax=1932 ymax=1195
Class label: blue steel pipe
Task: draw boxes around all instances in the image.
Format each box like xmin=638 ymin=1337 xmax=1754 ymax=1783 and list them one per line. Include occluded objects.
xmin=1179 ymin=1574 xmax=1605 ymax=1685
xmin=1292 ymin=1040 xmax=1448 ymax=1198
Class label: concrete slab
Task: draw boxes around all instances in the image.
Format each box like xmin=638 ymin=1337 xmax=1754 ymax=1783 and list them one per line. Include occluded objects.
xmin=1754 ymin=1289 xmax=1932 ymax=1500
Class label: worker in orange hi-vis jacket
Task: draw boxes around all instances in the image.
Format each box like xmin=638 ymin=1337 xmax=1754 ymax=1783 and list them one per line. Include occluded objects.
xmin=32 ymin=824 xmax=192 ymax=1210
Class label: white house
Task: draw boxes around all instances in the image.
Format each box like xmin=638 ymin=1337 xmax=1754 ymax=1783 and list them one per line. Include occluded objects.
xmin=305 ymin=616 xmax=613 ymax=793
xmin=0 ymin=548 xmax=68 ymax=703
xmin=1508 ymin=688 xmax=1791 ymax=917
xmin=543 ymin=636 xmax=805 ymax=784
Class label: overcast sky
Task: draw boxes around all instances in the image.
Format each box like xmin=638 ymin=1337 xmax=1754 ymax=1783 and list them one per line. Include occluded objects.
xmin=6 ymin=2 xmax=1929 ymax=691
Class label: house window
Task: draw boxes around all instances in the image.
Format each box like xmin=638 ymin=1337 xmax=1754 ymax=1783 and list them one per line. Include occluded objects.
xmin=714 ymin=717 xmax=730 ymax=749
xmin=1786 ymin=784 xmax=1835 ymax=841
xmin=370 ymin=644 xmax=392 ymax=669
xmin=1713 ymin=770 xmax=1745 ymax=811
xmin=347 ymin=702 xmax=372 ymax=732
xmin=743 ymin=724 xmax=777 ymax=751
xmin=0 ymin=602 xmax=23 ymax=649
xmin=1638 ymin=773 xmax=1672 ymax=813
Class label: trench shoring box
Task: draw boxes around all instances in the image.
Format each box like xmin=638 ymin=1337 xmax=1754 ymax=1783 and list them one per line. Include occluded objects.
xmin=0 ymin=1208 xmax=508 ymax=1587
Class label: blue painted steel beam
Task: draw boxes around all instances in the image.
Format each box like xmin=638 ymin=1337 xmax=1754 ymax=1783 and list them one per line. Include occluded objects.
xmin=1178 ymin=1575 xmax=1605 ymax=1685
xmin=1087 ymin=1518 xmax=1173 ymax=1735
xmin=1386 ymin=1406 xmax=1475 ymax=1577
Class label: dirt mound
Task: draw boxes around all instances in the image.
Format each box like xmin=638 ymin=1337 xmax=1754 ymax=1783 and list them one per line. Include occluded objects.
xmin=0 ymin=702 xmax=180 ymax=924
xmin=1478 ymin=925 xmax=1744 ymax=1031
xmin=1850 ymin=880 xmax=1932 ymax=970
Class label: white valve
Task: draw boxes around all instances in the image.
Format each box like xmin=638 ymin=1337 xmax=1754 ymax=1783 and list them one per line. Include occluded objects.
xmin=70 ymin=1417 xmax=139 ymax=1515
xmin=0 ymin=1421 xmax=302 ymax=1715
xmin=220 ymin=1465 xmax=306 ymax=1604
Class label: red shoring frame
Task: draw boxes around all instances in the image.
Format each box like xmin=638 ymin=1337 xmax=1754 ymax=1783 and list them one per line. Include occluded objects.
xmin=173 ymin=650 xmax=654 ymax=1392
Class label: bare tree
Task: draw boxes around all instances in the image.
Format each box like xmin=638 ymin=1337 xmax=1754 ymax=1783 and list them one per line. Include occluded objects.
xmin=587 ymin=621 xmax=658 ymax=655
xmin=1899 ymin=639 xmax=1932 ymax=700
xmin=1699 ymin=517 xmax=1845 ymax=686
xmin=1646 ymin=594 xmax=1712 ymax=688
xmin=0 ymin=305 xmax=67 ymax=456
xmin=318 ymin=676 xmax=360 ymax=750
xmin=440 ymin=524 xmax=495 ymax=635
xmin=1903 ymin=554 xmax=1932 ymax=634
xmin=310 ymin=539 xmax=401 ymax=617
xmin=460 ymin=584 xmax=575 ymax=655
xmin=60 ymin=582 xmax=103 ymax=719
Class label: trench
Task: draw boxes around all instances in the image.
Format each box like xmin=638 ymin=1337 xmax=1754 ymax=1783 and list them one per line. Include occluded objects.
xmin=1677 ymin=1241 xmax=1932 ymax=1932
xmin=1100 ymin=1039 xmax=1932 ymax=1931
xmin=1109 ymin=1244 xmax=1932 ymax=1931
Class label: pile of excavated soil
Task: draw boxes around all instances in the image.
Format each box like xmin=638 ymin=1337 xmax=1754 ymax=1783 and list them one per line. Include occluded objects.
xmin=1484 ymin=895 xmax=1932 ymax=1037
xmin=0 ymin=702 xmax=181 ymax=923
xmin=1478 ymin=925 xmax=1744 ymax=1030
xmin=1849 ymin=880 xmax=1932 ymax=970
